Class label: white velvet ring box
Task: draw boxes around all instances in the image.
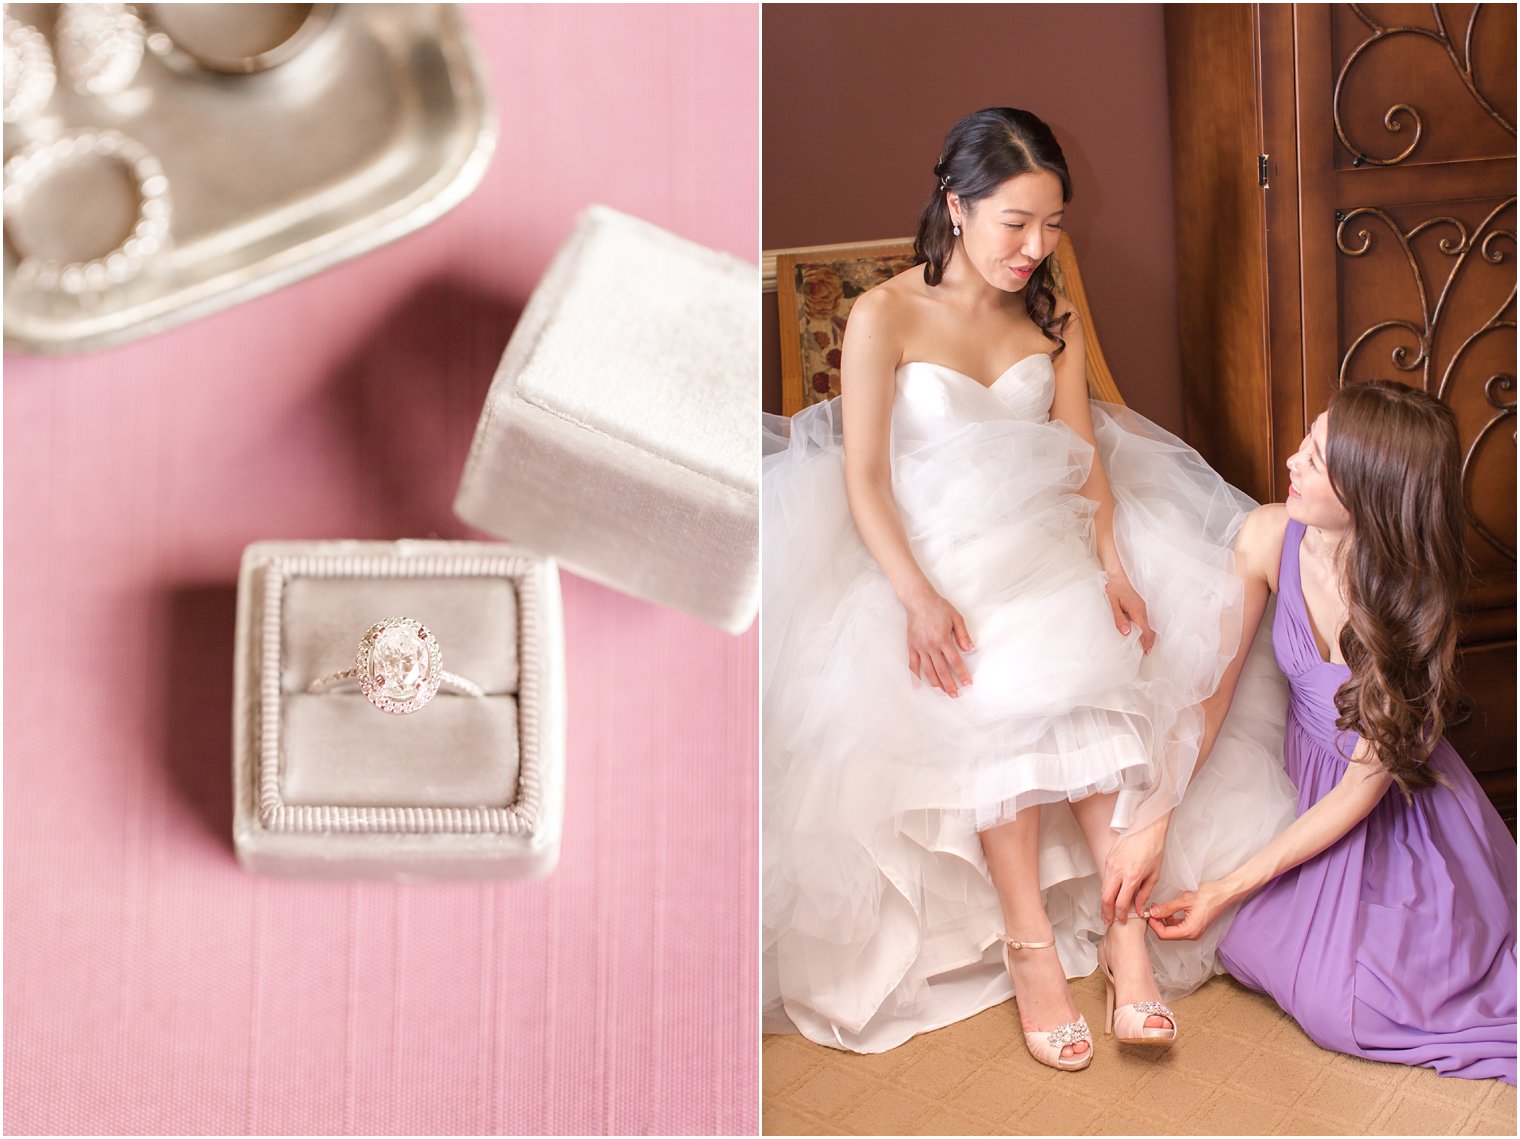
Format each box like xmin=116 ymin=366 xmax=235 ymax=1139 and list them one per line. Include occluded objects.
xmin=232 ymin=540 xmax=564 ymax=880
xmin=454 ymin=206 xmax=759 ymax=634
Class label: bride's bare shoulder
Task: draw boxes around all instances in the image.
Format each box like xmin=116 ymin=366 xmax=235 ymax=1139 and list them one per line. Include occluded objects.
xmin=847 ymin=263 xmax=929 ymax=338
xmin=855 ymin=262 xmax=930 ymax=312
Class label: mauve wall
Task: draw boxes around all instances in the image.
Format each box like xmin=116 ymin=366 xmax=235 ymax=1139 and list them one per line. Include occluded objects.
xmin=762 ymin=3 xmax=1184 ymax=433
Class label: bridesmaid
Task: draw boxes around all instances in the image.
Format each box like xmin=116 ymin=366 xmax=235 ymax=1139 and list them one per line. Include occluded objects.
xmin=1145 ymin=380 xmax=1517 ymax=1084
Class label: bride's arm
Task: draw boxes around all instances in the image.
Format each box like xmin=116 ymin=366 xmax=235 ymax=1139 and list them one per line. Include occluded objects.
xmin=840 ymin=289 xmax=975 ymax=698
xmin=1046 ymin=309 xmax=1155 ymax=652
xmin=1101 ymin=503 xmax=1285 ymax=921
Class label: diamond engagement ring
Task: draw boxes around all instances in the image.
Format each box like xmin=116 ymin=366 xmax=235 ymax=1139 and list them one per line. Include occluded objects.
xmin=307 ymin=617 xmax=485 ymax=715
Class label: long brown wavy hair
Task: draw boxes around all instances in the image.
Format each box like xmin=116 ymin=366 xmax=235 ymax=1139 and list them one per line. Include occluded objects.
xmin=912 ymin=107 xmax=1072 ymax=356
xmin=1324 ymin=380 xmax=1468 ymax=794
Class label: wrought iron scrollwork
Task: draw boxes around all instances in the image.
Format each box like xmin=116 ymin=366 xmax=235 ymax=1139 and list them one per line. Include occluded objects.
xmin=1335 ymin=208 xmax=1473 ymax=383
xmin=1336 ymin=198 xmax=1516 ymax=560
xmin=1464 ymin=374 xmax=1516 ymax=559
xmin=1334 ymin=4 xmax=1515 ymax=167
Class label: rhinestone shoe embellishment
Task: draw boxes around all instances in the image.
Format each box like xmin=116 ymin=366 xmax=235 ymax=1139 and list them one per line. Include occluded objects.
xmin=1045 ymin=1020 xmax=1091 ymax=1048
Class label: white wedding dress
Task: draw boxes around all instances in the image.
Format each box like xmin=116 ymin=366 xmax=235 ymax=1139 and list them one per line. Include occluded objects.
xmin=762 ymin=353 xmax=1297 ymax=1052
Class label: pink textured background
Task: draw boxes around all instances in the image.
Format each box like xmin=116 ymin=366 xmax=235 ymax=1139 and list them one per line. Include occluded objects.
xmin=3 ymin=6 xmax=758 ymax=1135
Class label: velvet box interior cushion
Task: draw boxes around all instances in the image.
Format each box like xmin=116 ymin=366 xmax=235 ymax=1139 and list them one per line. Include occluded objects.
xmin=278 ymin=573 xmax=521 ymax=810
xmin=280 ymin=693 xmax=520 ymax=808
xmin=280 ymin=575 xmax=520 ymax=694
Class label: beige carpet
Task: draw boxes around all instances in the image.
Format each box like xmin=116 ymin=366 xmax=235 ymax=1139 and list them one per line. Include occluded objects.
xmin=763 ymin=972 xmax=1517 ymax=1135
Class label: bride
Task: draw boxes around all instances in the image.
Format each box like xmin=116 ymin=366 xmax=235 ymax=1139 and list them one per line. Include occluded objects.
xmin=762 ymin=107 xmax=1296 ymax=1065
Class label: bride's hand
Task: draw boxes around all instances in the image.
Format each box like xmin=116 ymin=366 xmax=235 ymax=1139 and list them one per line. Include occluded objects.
xmin=903 ymin=590 xmax=975 ymax=698
xmin=1101 ymin=815 xmax=1168 ymax=924
xmin=1105 ymin=574 xmax=1157 ymax=653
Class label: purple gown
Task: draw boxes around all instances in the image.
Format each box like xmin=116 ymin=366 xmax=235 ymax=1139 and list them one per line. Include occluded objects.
xmin=1218 ymin=519 xmax=1517 ymax=1084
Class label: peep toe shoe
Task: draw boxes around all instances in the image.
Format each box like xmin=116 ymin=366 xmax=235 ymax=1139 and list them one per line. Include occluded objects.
xmin=998 ymin=933 xmax=1093 ymax=1071
xmin=1096 ymin=936 xmax=1177 ymax=1048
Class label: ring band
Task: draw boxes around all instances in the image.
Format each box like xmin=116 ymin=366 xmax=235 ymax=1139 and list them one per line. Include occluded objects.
xmin=307 ymin=617 xmax=484 ymax=715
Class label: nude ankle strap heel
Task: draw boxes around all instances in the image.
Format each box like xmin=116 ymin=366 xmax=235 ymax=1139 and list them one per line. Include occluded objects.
xmin=997 ymin=932 xmax=1092 ymax=1072
xmin=1096 ymin=937 xmax=1177 ymax=1048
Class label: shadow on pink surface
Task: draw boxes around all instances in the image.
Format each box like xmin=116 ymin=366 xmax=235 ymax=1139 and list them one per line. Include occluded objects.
xmin=244 ymin=277 xmax=525 ymax=542
xmin=158 ymin=583 xmax=241 ymax=850
xmin=325 ymin=278 xmax=524 ymax=540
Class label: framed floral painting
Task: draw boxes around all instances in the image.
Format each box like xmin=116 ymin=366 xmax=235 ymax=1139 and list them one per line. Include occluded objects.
xmin=774 ymin=240 xmax=917 ymax=415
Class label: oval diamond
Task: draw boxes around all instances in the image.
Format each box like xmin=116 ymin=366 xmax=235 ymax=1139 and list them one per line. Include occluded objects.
xmin=368 ymin=624 xmax=431 ymax=701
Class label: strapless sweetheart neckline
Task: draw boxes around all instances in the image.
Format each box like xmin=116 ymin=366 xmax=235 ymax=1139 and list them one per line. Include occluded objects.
xmin=897 ymin=353 xmax=1052 ymax=391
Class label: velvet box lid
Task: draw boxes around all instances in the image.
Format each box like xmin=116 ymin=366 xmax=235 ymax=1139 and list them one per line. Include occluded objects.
xmin=453 ymin=205 xmax=759 ymax=634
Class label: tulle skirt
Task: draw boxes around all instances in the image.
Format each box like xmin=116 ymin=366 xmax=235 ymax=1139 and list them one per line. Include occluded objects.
xmin=762 ymin=397 xmax=1298 ymax=1051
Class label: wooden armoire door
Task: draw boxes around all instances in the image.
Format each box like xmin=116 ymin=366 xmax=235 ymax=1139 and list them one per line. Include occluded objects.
xmin=1167 ymin=3 xmax=1517 ymax=819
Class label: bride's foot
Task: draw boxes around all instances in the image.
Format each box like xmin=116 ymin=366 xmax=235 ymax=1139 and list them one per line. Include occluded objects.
xmin=998 ymin=932 xmax=1091 ymax=1071
xmin=1097 ymin=919 xmax=1176 ymax=1046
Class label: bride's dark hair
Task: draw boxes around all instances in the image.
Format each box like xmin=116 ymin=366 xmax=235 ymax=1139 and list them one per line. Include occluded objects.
xmin=913 ymin=107 xmax=1073 ymax=356
xmin=1325 ymin=380 xmax=1468 ymax=795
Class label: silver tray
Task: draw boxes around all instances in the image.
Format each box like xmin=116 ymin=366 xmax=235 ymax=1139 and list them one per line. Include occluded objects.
xmin=3 ymin=3 xmax=495 ymax=354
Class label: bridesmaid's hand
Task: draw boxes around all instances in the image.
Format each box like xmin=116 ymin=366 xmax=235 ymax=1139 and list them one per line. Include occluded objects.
xmin=1146 ymin=882 xmax=1230 ymax=941
xmin=1105 ymin=574 xmax=1157 ymax=653
xmin=904 ymin=589 xmax=975 ymax=698
xmin=1102 ymin=815 xmax=1168 ymax=923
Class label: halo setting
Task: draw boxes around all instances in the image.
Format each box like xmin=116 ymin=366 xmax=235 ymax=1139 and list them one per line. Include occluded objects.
xmin=357 ymin=617 xmax=444 ymax=714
